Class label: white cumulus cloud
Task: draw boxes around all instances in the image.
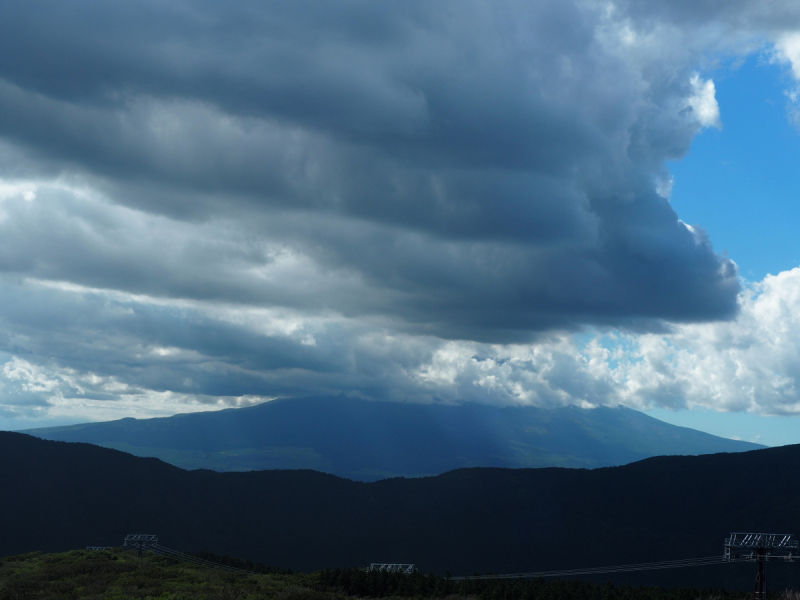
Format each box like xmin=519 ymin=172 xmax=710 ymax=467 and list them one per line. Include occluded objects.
xmin=688 ymin=74 xmax=722 ymax=129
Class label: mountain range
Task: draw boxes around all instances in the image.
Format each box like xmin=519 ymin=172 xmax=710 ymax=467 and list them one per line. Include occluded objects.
xmin=1 ymin=431 xmax=798 ymax=589
xmin=23 ymin=397 xmax=762 ymax=480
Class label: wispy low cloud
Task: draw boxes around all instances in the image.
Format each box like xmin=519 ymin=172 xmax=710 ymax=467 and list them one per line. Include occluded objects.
xmin=1 ymin=257 xmax=800 ymax=420
xmin=772 ymin=33 xmax=800 ymax=127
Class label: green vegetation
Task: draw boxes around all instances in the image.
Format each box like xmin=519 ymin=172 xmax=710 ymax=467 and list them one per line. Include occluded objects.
xmin=0 ymin=549 xmax=303 ymax=600
xmin=0 ymin=550 xmax=772 ymax=600
xmin=317 ymin=569 xmax=754 ymax=600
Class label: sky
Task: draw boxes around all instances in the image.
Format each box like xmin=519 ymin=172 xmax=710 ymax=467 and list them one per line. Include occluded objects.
xmin=1 ymin=1 xmax=800 ymax=446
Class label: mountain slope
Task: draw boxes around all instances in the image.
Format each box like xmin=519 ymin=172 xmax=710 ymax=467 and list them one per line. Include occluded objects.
xmin=24 ymin=397 xmax=762 ymax=480
xmin=0 ymin=432 xmax=797 ymax=589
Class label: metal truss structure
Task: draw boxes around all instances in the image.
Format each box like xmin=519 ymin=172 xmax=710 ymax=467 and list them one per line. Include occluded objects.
xmin=124 ymin=534 xmax=159 ymax=557
xmin=124 ymin=534 xmax=159 ymax=546
xmin=724 ymin=533 xmax=798 ymax=600
xmin=368 ymin=563 xmax=416 ymax=574
xmin=725 ymin=533 xmax=799 ymax=561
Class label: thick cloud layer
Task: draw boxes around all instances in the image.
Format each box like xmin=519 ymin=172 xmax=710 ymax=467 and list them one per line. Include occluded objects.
xmin=3 ymin=264 xmax=800 ymax=421
xmin=0 ymin=0 xmax=743 ymax=335
xmin=0 ymin=1 xmax=798 ymax=422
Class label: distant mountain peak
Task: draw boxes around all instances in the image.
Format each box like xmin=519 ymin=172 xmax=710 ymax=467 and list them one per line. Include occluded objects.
xmin=24 ymin=397 xmax=762 ymax=481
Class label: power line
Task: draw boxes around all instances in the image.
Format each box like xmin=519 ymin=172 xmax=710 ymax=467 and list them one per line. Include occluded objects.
xmin=121 ymin=533 xmax=253 ymax=574
xmin=149 ymin=544 xmax=253 ymax=574
xmin=113 ymin=529 xmax=797 ymax=593
xmin=453 ymin=532 xmax=800 ymax=584
xmin=451 ymin=555 xmax=748 ymax=581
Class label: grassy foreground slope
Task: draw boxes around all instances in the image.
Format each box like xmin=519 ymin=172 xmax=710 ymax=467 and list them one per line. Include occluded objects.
xmin=0 ymin=549 xmax=756 ymax=600
xmin=0 ymin=549 xmax=302 ymax=600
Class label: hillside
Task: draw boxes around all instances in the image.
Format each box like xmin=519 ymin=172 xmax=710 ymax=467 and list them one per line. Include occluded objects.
xmin=23 ymin=397 xmax=762 ymax=480
xmin=0 ymin=549 xmax=753 ymax=600
xmin=1 ymin=432 xmax=798 ymax=589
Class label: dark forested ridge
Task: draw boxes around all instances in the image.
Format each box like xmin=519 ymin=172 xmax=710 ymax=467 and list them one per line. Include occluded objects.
xmin=23 ymin=397 xmax=762 ymax=480
xmin=1 ymin=432 xmax=799 ymax=590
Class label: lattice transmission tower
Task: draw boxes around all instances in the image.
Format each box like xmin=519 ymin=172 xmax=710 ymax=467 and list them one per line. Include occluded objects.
xmin=724 ymin=533 xmax=798 ymax=600
xmin=124 ymin=534 xmax=159 ymax=558
xmin=368 ymin=564 xmax=416 ymax=574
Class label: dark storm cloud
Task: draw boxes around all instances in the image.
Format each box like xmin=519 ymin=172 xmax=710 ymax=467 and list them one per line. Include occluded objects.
xmin=618 ymin=0 xmax=800 ymax=29
xmin=5 ymin=0 xmax=800 ymax=418
xmin=0 ymin=0 xmax=743 ymax=342
xmin=0 ymin=183 xmax=737 ymax=343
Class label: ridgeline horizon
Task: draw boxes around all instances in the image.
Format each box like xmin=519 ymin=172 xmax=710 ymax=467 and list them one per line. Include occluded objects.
xmin=1 ymin=431 xmax=798 ymax=589
xmin=22 ymin=396 xmax=763 ymax=481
